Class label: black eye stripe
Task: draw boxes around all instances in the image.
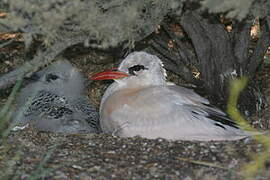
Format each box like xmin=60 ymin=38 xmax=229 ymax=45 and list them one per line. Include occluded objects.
xmin=46 ymin=73 xmax=59 ymax=82
xmin=128 ymin=65 xmax=148 ymax=75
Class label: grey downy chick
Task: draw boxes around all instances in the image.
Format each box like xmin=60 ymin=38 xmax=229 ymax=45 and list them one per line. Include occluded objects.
xmin=12 ymin=59 xmax=101 ymax=134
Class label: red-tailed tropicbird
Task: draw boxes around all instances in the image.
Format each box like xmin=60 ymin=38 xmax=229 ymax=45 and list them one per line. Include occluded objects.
xmin=91 ymin=51 xmax=249 ymax=141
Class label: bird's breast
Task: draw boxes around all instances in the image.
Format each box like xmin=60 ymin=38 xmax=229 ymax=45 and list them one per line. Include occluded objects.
xmin=101 ymin=87 xmax=144 ymax=117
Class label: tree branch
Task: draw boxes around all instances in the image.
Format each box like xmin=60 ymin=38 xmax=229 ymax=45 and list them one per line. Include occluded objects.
xmin=232 ymin=20 xmax=252 ymax=67
xmin=247 ymin=17 xmax=270 ymax=74
xmin=0 ymin=34 xmax=88 ymax=90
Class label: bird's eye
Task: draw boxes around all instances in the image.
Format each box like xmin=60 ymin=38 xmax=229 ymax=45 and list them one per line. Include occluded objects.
xmin=128 ymin=65 xmax=148 ymax=75
xmin=45 ymin=73 xmax=59 ymax=82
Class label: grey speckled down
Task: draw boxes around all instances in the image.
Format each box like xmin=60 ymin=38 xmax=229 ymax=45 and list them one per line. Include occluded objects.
xmin=12 ymin=59 xmax=100 ymax=134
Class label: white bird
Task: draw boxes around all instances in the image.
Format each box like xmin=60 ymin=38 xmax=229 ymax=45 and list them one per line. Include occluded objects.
xmin=91 ymin=51 xmax=249 ymax=141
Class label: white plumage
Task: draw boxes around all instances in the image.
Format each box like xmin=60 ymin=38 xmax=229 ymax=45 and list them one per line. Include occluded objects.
xmin=92 ymin=51 xmax=249 ymax=141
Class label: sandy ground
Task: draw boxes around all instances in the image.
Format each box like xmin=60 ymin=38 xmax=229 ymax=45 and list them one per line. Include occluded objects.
xmin=0 ymin=41 xmax=270 ymax=179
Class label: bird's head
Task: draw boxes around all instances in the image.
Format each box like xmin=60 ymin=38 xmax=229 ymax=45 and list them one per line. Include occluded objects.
xmin=91 ymin=51 xmax=167 ymax=88
xmin=32 ymin=59 xmax=85 ymax=96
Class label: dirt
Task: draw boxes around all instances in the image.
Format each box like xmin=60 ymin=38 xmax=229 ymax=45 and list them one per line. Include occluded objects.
xmin=0 ymin=40 xmax=270 ymax=180
xmin=2 ymin=129 xmax=269 ymax=180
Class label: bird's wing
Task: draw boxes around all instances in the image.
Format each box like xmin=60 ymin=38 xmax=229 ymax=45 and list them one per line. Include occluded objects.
xmin=107 ymin=85 xmax=247 ymax=141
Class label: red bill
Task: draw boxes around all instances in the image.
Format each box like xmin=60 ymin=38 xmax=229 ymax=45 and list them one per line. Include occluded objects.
xmin=90 ymin=69 xmax=129 ymax=80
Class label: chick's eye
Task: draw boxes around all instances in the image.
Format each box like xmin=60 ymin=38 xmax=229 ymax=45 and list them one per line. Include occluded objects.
xmin=45 ymin=73 xmax=59 ymax=82
xmin=128 ymin=65 xmax=148 ymax=75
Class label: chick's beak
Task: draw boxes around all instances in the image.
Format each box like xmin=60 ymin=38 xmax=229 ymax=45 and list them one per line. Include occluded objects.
xmin=90 ymin=69 xmax=129 ymax=80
